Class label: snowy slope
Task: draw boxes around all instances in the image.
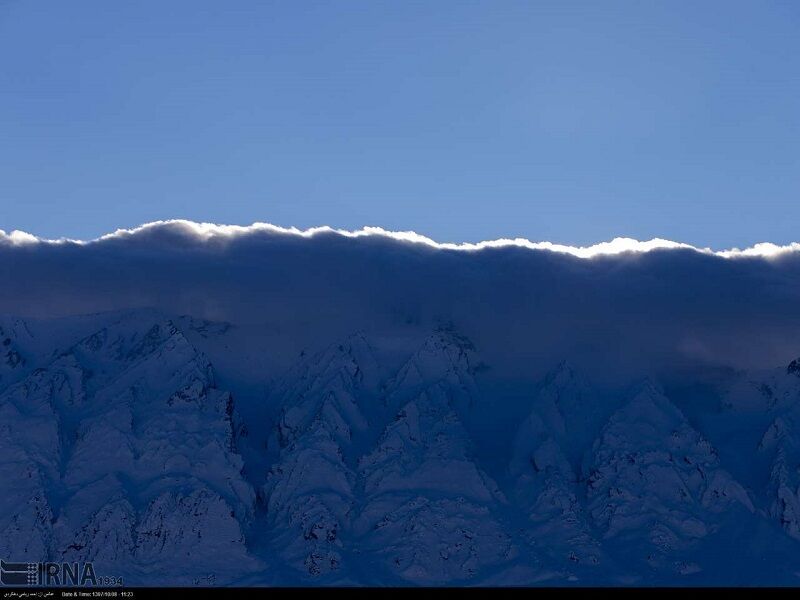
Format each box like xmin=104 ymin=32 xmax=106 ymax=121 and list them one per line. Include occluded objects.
xmin=0 ymin=317 xmax=35 ymax=387
xmin=2 ymin=310 xmax=800 ymax=585
xmin=583 ymin=381 xmax=753 ymax=579
xmin=0 ymin=314 xmax=259 ymax=584
xmin=354 ymin=332 xmax=516 ymax=584
xmin=508 ymin=362 xmax=607 ymax=576
xmin=261 ymin=334 xmax=381 ymax=579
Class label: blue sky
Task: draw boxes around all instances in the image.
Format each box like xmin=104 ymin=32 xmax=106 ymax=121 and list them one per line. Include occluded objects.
xmin=1 ymin=1 xmax=798 ymax=247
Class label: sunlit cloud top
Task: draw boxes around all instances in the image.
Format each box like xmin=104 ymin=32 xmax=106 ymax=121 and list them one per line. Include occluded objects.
xmin=2 ymin=220 xmax=799 ymax=259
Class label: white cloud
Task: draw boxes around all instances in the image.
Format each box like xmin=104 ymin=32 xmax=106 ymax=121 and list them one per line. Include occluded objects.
xmin=1 ymin=219 xmax=797 ymax=259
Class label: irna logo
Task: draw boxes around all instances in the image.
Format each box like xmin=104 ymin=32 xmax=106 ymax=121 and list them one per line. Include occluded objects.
xmin=0 ymin=560 xmax=99 ymax=586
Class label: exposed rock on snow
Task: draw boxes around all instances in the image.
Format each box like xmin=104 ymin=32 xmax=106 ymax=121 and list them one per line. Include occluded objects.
xmin=0 ymin=314 xmax=255 ymax=582
xmin=509 ymin=363 xmax=605 ymax=570
xmin=0 ymin=318 xmax=34 ymax=388
xmin=3 ymin=310 xmax=800 ymax=585
xmin=354 ymin=333 xmax=514 ymax=584
xmin=584 ymin=381 xmax=753 ymax=573
xmin=262 ymin=335 xmax=380 ymax=577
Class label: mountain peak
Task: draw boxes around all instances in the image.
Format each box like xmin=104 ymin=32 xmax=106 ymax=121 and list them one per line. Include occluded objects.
xmin=541 ymin=359 xmax=592 ymax=392
xmin=787 ymin=358 xmax=800 ymax=377
xmin=74 ymin=316 xmax=190 ymax=363
xmin=272 ymin=333 xmax=382 ymax=452
xmin=384 ymin=328 xmax=480 ymax=412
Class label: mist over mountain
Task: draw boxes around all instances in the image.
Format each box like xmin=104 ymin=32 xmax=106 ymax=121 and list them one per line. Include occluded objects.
xmin=3 ymin=221 xmax=800 ymax=380
xmin=3 ymin=221 xmax=800 ymax=585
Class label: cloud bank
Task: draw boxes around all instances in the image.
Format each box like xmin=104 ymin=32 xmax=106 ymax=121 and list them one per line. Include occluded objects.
xmin=4 ymin=219 xmax=800 ymax=258
xmin=2 ymin=220 xmax=800 ymax=382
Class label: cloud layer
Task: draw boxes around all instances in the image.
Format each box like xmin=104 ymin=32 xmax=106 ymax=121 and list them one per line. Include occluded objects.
xmin=2 ymin=220 xmax=800 ymax=382
xmin=4 ymin=220 xmax=800 ymax=259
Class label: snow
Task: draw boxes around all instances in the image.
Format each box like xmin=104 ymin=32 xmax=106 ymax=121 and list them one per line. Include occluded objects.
xmin=2 ymin=309 xmax=800 ymax=585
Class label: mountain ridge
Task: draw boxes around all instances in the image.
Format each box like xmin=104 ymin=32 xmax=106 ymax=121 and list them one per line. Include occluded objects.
xmin=1 ymin=309 xmax=800 ymax=585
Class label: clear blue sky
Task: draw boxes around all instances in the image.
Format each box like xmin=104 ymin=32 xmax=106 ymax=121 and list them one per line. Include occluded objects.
xmin=1 ymin=1 xmax=798 ymax=247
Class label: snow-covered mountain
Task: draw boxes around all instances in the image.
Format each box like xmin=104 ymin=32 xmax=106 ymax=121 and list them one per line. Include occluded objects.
xmin=0 ymin=314 xmax=258 ymax=584
xmin=0 ymin=317 xmax=34 ymax=387
xmin=261 ymin=334 xmax=381 ymax=579
xmin=354 ymin=332 xmax=515 ymax=584
xmin=584 ymin=381 xmax=753 ymax=578
xmin=2 ymin=310 xmax=800 ymax=585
